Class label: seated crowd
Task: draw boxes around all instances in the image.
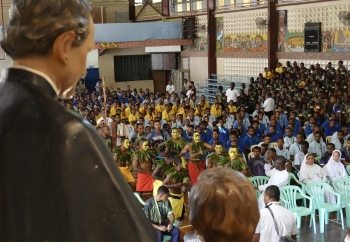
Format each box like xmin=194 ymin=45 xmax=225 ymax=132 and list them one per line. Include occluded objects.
xmin=58 ymin=60 xmax=349 ymax=241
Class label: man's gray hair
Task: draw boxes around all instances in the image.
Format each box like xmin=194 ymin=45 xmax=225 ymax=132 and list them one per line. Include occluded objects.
xmin=1 ymin=0 xmax=92 ymax=59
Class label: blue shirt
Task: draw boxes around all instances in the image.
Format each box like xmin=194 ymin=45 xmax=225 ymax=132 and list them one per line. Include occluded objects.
xmin=324 ymin=126 xmax=337 ymax=136
xmin=218 ymin=126 xmax=229 ymax=143
xmin=266 ymin=124 xmax=282 ymax=136
xmin=242 ymin=135 xmax=259 ymax=150
xmin=270 ymin=132 xmax=282 ymax=142
xmin=201 ymin=129 xmax=212 ymax=143
xmin=321 ymin=120 xmax=340 ymax=131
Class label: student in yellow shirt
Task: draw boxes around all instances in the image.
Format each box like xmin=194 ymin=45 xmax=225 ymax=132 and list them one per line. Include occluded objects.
xmin=197 ymin=95 xmax=209 ymax=110
xmin=109 ymin=102 xmax=118 ymax=117
xmin=211 ymin=98 xmax=222 ymax=113
xmin=195 ymin=104 xmax=205 ymax=119
xmin=145 ymin=109 xmax=156 ymax=121
xmin=128 ymin=107 xmax=139 ymax=124
xmin=139 ymin=103 xmax=149 ymax=116
xmin=263 ymin=67 xmax=272 ymax=80
xmin=211 ymin=103 xmax=222 ymax=118
xmin=162 ymin=104 xmax=174 ymax=122
xmin=120 ymin=104 xmax=130 ymax=120
xmin=155 ymin=99 xmax=165 ymax=114
xmin=227 ymin=100 xmax=237 ymax=114
xmin=172 ymin=101 xmax=180 ymax=114
xmin=275 ymin=62 xmax=283 ymax=74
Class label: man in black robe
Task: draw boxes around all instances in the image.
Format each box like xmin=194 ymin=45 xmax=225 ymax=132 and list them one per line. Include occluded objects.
xmin=0 ymin=0 xmax=156 ymax=241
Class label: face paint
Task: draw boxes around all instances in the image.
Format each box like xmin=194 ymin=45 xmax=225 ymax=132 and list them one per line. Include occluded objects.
xmin=229 ymin=147 xmax=238 ymax=160
xmin=215 ymin=145 xmax=223 ymax=155
xmin=171 ymin=129 xmax=179 ymax=139
xmin=123 ymin=139 xmax=130 ymax=149
xmin=142 ymin=141 xmax=149 ymax=151
xmin=193 ymin=132 xmax=201 ymax=143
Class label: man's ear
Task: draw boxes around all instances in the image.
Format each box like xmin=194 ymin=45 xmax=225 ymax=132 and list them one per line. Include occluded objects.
xmin=51 ymin=31 xmax=76 ymax=65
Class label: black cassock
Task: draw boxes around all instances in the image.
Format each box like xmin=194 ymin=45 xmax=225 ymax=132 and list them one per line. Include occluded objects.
xmin=0 ymin=68 xmax=157 ymax=241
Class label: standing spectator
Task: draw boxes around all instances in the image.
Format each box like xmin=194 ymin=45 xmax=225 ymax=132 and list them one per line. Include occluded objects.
xmin=166 ymin=80 xmax=175 ymax=95
xmin=263 ymin=92 xmax=275 ymax=118
xmin=252 ymin=185 xmax=298 ymax=242
xmin=95 ymin=78 xmax=102 ymax=92
xmin=225 ymin=82 xmax=240 ymax=105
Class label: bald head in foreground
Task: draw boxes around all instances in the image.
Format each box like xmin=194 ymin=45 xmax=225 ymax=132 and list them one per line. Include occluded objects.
xmin=189 ymin=168 xmax=260 ymax=242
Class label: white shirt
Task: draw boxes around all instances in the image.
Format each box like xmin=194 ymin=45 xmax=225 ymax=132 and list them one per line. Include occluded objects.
xmin=97 ymin=117 xmax=113 ymax=134
xmin=306 ymin=133 xmax=324 ymax=144
xmin=283 ymin=136 xmax=296 ymax=149
xmin=116 ymin=122 xmax=130 ymax=146
xmin=275 ymin=147 xmax=290 ymax=160
xmin=309 ymin=141 xmax=327 ymax=157
xmin=294 ymin=151 xmax=306 ymax=166
xmin=289 ymin=143 xmax=301 ymax=157
xmin=166 ymin=84 xmax=175 ymax=94
xmin=225 ymin=88 xmax=240 ymax=102
xmin=263 ymin=98 xmax=275 ymax=112
xmin=255 ymin=203 xmax=298 ymax=242
xmin=332 ymin=132 xmax=350 ymax=142
xmin=332 ymin=139 xmax=346 ymax=151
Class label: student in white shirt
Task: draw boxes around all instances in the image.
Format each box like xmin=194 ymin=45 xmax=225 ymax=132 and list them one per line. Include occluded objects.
xmin=332 ymin=126 xmax=350 ymax=142
xmin=294 ymin=141 xmax=309 ymax=170
xmin=283 ymin=128 xmax=296 ymax=150
xmin=306 ymin=126 xmax=324 ymax=144
xmin=253 ymin=185 xmax=298 ymax=242
xmin=309 ymin=131 xmax=327 ymax=158
xmin=289 ymin=133 xmax=304 ymax=160
xmin=262 ymin=92 xmax=275 ymax=119
xmin=333 ymin=130 xmax=346 ymax=151
xmin=256 ymin=156 xmax=289 ymax=209
xmin=275 ymin=138 xmax=290 ymax=160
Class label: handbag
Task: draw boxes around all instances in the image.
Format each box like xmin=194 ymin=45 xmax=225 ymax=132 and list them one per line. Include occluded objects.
xmin=266 ymin=206 xmax=297 ymax=242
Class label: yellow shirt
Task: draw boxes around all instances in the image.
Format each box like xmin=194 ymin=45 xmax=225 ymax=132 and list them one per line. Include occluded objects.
xmin=211 ymin=108 xmax=222 ymax=118
xmin=263 ymin=71 xmax=272 ymax=79
xmin=128 ymin=113 xmax=139 ymax=124
xmin=109 ymin=107 xmax=117 ymax=117
xmin=155 ymin=104 xmax=165 ymax=114
xmin=162 ymin=110 xmax=173 ymax=122
xmin=275 ymin=67 xmax=283 ymax=74
xmin=198 ymin=101 xmax=209 ymax=110
xmin=95 ymin=114 xmax=102 ymax=122
xmin=195 ymin=109 xmax=205 ymax=118
xmin=228 ymin=105 xmax=237 ymax=114
xmin=120 ymin=110 xmax=129 ymax=120
xmin=139 ymin=106 xmax=148 ymax=115
xmin=145 ymin=113 xmax=156 ymax=121
xmin=172 ymin=105 xmax=179 ymax=114
xmin=211 ymin=104 xmax=221 ymax=113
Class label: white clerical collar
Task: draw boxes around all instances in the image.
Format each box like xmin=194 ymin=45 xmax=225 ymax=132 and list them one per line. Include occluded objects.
xmin=6 ymin=64 xmax=58 ymax=95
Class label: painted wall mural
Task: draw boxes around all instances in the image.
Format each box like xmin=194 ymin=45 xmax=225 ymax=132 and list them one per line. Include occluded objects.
xmin=183 ymin=36 xmax=208 ymax=52
xmin=220 ymin=34 xmax=268 ymax=52
xmin=278 ymin=10 xmax=350 ymax=53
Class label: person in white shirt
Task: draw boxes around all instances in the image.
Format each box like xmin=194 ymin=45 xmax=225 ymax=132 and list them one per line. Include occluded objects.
xmin=289 ymin=133 xmax=304 ymax=160
xmin=256 ymin=156 xmax=289 ymax=209
xmin=309 ymin=131 xmax=327 ymax=158
xmin=299 ymin=153 xmax=327 ymax=184
xmin=332 ymin=130 xmax=346 ymax=151
xmin=332 ymin=126 xmax=350 ymax=142
xmin=258 ymin=112 xmax=269 ymax=127
xmin=306 ymin=126 xmax=324 ymax=144
xmin=114 ymin=114 xmax=129 ymax=147
xmin=294 ymin=141 xmax=309 ymax=170
xmin=253 ymin=185 xmax=298 ymax=242
xmin=258 ymin=135 xmax=272 ymax=149
xmin=96 ymin=110 xmax=113 ymax=133
xmin=283 ymin=128 xmax=296 ymax=150
xmin=225 ymin=82 xmax=240 ymax=103
xmin=262 ymin=92 xmax=275 ymax=119
xmin=275 ymin=138 xmax=290 ymax=160
xmin=166 ymin=80 xmax=175 ymax=95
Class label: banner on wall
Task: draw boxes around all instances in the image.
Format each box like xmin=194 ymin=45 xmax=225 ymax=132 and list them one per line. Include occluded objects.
xmin=334 ymin=30 xmax=350 ymax=52
xmin=278 ymin=10 xmax=288 ymax=52
xmin=220 ymin=34 xmax=268 ymax=53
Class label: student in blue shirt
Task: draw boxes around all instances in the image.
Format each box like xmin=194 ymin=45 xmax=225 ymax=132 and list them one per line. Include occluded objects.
xmin=321 ymin=113 xmax=340 ymax=131
xmin=252 ymin=120 xmax=264 ymax=141
xmin=242 ymin=126 xmax=260 ymax=154
xmin=269 ymin=125 xmax=282 ymax=142
xmin=217 ymin=118 xmax=229 ymax=144
xmin=324 ymin=119 xmax=338 ymax=136
xmin=200 ymin=120 xmax=213 ymax=143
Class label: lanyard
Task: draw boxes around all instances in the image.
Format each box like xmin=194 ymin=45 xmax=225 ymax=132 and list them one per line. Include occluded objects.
xmin=154 ymin=198 xmax=162 ymax=225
